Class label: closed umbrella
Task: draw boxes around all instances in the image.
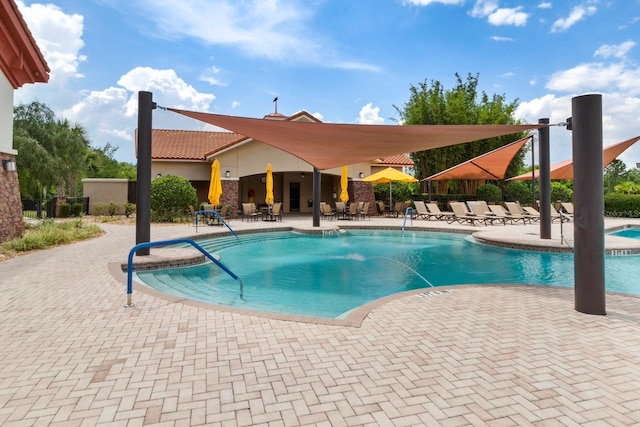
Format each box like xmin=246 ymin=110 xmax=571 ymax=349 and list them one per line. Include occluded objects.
xmin=362 ymin=167 xmax=417 ymax=207
xmin=265 ymin=163 xmax=274 ymax=205
xmin=208 ymin=159 xmax=222 ymax=207
xmin=340 ymin=166 xmax=349 ymax=203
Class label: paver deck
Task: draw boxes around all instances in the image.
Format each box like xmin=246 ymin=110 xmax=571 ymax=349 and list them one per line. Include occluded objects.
xmin=1 ymin=215 xmax=640 ymax=426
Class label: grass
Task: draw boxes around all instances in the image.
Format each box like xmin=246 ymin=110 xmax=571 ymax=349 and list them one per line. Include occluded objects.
xmin=0 ymin=219 xmax=103 ymax=260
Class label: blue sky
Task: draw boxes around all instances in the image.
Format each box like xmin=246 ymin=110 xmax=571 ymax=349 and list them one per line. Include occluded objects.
xmin=14 ymin=0 xmax=640 ymax=169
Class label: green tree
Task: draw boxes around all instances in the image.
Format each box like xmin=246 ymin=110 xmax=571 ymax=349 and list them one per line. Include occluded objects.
xmin=150 ymin=175 xmax=197 ymax=221
xmin=604 ymin=159 xmax=627 ymax=194
xmin=395 ymin=73 xmax=528 ymax=194
xmin=13 ymin=101 xmax=135 ymax=200
xmin=13 ymin=102 xmax=91 ymax=198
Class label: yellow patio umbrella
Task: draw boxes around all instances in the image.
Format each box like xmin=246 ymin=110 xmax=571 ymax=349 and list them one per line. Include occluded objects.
xmin=362 ymin=167 xmax=417 ymax=207
xmin=265 ymin=163 xmax=274 ymax=205
xmin=208 ymin=159 xmax=222 ymax=206
xmin=340 ymin=166 xmax=349 ymax=203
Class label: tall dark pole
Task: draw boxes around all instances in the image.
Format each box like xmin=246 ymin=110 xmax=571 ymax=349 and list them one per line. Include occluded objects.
xmin=136 ymin=91 xmax=155 ymax=255
xmin=572 ymin=94 xmax=605 ymax=315
xmin=312 ymin=168 xmax=321 ymax=227
xmin=530 ymin=135 xmax=535 ymax=208
xmin=538 ymin=118 xmax=551 ymax=239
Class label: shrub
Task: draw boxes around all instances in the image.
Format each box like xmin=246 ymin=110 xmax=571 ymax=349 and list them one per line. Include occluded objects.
xmin=70 ymin=203 xmax=83 ymax=217
xmin=503 ymin=181 xmax=532 ymax=204
xmin=550 ymin=182 xmax=573 ymax=203
xmin=476 ymin=183 xmax=502 ymax=204
xmin=604 ymin=193 xmax=640 ymax=217
xmin=59 ymin=203 xmax=71 ymax=218
xmin=151 ymin=175 xmax=197 ymax=222
xmin=124 ymin=203 xmax=136 ymax=217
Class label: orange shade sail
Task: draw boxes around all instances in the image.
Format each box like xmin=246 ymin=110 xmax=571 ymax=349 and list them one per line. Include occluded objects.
xmin=423 ymin=136 xmax=532 ymax=181
xmin=508 ymin=135 xmax=640 ymax=181
xmin=167 ymin=108 xmax=544 ymax=171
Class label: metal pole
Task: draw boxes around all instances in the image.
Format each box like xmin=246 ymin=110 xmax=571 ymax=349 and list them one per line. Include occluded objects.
xmin=136 ymin=91 xmax=155 ymax=256
xmin=538 ymin=118 xmax=551 ymax=239
xmin=572 ymin=94 xmax=605 ymax=315
xmin=312 ymin=168 xmax=321 ymax=227
xmin=530 ymin=135 xmax=535 ymax=206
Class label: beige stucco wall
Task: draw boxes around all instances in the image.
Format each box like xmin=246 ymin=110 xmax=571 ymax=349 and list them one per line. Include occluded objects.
xmin=82 ymin=178 xmax=129 ymax=214
xmin=0 ymin=74 xmax=15 ymax=155
xmin=150 ymin=138 xmax=389 ymax=212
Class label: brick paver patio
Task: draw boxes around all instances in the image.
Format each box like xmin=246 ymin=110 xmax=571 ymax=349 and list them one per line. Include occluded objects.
xmin=1 ymin=216 xmax=639 ymax=426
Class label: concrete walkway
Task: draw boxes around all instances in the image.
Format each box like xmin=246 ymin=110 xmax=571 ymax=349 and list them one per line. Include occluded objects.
xmin=1 ymin=215 xmax=640 ymax=426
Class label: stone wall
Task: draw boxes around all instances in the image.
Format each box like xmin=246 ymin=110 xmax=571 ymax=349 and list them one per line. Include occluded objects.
xmin=221 ymin=180 xmax=239 ymax=218
xmin=352 ymin=181 xmax=377 ymax=216
xmin=0 ymin=154 xmax=24 ymax=242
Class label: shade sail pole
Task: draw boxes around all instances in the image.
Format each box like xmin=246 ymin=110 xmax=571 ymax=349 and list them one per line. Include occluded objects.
xmin=538 ymin=118 xmax=551 ymax=239
xmin=572 ymin=94 xmax=605 ymax=315
xmin=136 ymin=91 xmax=155 ymax=256
xmin=312 ymin=168 xmax=321 ymax=227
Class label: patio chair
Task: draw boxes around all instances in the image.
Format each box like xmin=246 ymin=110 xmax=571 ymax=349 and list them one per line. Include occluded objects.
xmin=425 ymin=202 xmax=454 ymax=221
xmin=321 ymin=203 xmax=335 ymax=220
xmin=347 ymin=202 xmax=359 ymax=220
xmin=335 ymin=202 xmax=346 ymax=220
xmin=359 ymin=201 xmax=371 ymax=220
xmin=447 ymin=202 xmax=486 ymax=226
xmin=412 ymin=201 xmax=430 ymax=220
xmin=560 ymin=202 xmax=574 ymax=217
xmin=273 ymin=202 xmax=283 ymax=221
xmin=466 ymin=201 xmax=502 ymax=225
xmin=241 ymin=203 xmax=259 ymax=222
xmin=487 ymin=204 xmax=530 ymax=224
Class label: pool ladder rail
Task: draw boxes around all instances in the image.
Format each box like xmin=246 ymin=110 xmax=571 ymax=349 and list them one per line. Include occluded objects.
xmin=402 ymin=207 xmax=414 ymax=232
xmin=125 ymin=238 xmax=243 ymax=308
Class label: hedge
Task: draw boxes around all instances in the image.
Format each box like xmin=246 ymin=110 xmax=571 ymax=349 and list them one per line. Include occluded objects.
xmin=604 ymin=193 xmax=640 ymax=217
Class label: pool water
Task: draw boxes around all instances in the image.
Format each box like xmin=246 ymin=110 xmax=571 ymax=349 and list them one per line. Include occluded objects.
xmin=610 ymin=227 xmax=640 ymax=239
xmin=136 ymin=230 xmax=640 ymax=319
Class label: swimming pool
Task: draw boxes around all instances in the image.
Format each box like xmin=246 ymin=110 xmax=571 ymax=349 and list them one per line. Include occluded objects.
xmin=136 ymin=230 xmax=640 ymax=319
xmin=610 ymin=227 xmax=640 ymax=239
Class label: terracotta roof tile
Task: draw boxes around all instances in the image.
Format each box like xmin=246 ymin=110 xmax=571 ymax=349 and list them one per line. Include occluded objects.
xmin=151 ymin=129 xmax=241 ymax=160
xmin=377 ymin=154 xmax=414 ymax=166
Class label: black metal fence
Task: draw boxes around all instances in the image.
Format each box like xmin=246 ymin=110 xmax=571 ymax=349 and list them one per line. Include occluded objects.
xmin=22 ymin=197 xmax=89 ymax=220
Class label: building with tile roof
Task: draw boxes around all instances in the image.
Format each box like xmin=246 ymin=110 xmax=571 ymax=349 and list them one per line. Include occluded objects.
xmin=1 ymin=0 xmax=50 ymax=242
xmin=149 ymin=110 xmax=414 ymax=215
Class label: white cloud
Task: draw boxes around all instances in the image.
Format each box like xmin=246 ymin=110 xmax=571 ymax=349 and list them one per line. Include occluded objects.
xmin=546 ymin=63 xmax=640 ymax=95
xmin=491 ymin=36 xmax=514 ymax=42
xmin=16 ymin=1 xmax=86 ymax=84
xmin=538 ymin=2 xmax=552 ymax=9
xmin=470 ymin=0 xmax=498 ymax=18
xmin=551 ymin=5 xmax=597 ymax=33
xmin=403 ymin=0 xmax=464 ymax=5
xmin=594 ymin=41 xmax=636 ymax=60
xmin=231 ymin=101 xmax=240 ymax=109
xmin=516 ymin=93 xmax=640 ymax=168
xmin=356 ymin=103 xmax=385 ymax=124
xmin=487 ymin=7 xmax=528 ymax=26
xmin=117 ymin=0 xmax=377 ymax=71
xmin=469 ymin=1 xmax=528 ymax=26
xmin=199 ymin=66 xmax=226 ymax=86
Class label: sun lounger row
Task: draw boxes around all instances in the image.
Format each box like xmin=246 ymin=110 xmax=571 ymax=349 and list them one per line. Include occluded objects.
xmin=411 ymin=200 xmax=573 ymax=226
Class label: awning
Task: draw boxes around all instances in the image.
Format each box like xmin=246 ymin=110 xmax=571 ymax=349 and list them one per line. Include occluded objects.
xmin=508 ymin=135 xmax=640 ymax=181
xmin=422 ymin=136 xmax=532 ymax=181
xmin=167 ymin=108 xmax=544 ymax=171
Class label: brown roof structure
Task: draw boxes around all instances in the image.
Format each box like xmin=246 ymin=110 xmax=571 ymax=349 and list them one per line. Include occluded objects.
xmin=508 ymin=135 xmax=640 ymax=181
xmin=149 ymin=110 xmax=413 ymax=166
xmin=422 ymin=136 xmax=532 ymax=181
xmin=167 ymin=108 xmax=544 ymax=170
xmin=150 ymin=129 xmax=241 ymax=160
xmin=0 ymin=0 xmax=49 ymax=88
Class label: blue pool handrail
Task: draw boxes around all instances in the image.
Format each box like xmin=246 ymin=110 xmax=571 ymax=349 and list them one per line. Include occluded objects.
xmin=402 ymin=206 xmax=414 ymax=232
xmin=125 ymin=238 xmax=242 ymax=307
xmin=195 ymin=209 xmax=238 ymax=237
